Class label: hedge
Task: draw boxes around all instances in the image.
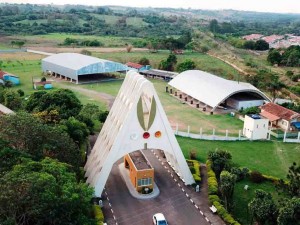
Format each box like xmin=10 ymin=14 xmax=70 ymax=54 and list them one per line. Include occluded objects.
xmin=206 ymin=160 xmax=241 ymax=225
xmin=187 ymin=159 xmax=201 ymax=183
xmin=93 ymin=204 xmax=104 ymax=225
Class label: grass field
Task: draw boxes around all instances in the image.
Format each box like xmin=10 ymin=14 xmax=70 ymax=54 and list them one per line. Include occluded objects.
xmin=3 ymin=33 xmax=145 ymax=48
xmin=177 ymin=137 xmax=300 ymax=179
xmin=232 ymin=178 xmax=287 ymax=225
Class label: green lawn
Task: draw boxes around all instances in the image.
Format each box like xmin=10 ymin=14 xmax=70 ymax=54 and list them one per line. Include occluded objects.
xmin=232 ymin=178 xmax=287 ymax=225
xmin=177 ymin=137 xmax=300 ymax=179
xmin=8 ymin=33 xmax=144 ymax=48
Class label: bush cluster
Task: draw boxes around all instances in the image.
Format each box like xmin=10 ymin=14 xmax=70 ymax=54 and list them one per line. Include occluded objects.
xmin=187 ymin=159 xmax=201 ymax=183
xmin=206 ymin=160 xmax=218 ymax=195
xmin=250 ymin=170 xmax=265 ymax=183
xmin=93 ymin=205 xmax=104 ymax=225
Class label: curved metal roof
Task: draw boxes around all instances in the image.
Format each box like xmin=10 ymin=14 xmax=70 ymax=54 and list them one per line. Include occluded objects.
xmin=42 ymin=53 xmax=127 ymax=80
xmin=168 ymin=70 xmax=270 ymax=110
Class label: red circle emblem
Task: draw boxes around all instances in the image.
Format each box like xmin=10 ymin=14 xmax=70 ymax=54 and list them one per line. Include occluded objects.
xmin=143 ymin=132 xmax=150 ymax=139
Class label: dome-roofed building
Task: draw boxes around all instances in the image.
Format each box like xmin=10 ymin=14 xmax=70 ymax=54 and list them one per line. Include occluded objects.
xmin=168 ymin=70 xmax=270 ymax=113
xmin=42 ymin=53 xmax=128 ymax=84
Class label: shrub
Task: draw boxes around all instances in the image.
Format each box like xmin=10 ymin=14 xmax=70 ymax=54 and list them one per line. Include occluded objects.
xmin=208 ymin=194 xmax=220 ymax=204
xmin=93 ymin=204 xmax=104 ymax=225
xmin=190 ymin=167 xmax=196 ymax=174
xmin=231 ymin=167 xmax=249 ymax=181
xmin=139 ymin=57 xmax=150 ymax=65
xmin=17 ymin=89 xmax=24 ymax=97
xmin=189 ymin=150 xmax=197 ymax=160
xmin=250 ymin=170 xmax=265 ymax=183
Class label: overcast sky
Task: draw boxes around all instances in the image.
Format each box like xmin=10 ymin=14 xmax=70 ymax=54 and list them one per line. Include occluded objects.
xmin=2 ymin=0 xmax=300 ymax=14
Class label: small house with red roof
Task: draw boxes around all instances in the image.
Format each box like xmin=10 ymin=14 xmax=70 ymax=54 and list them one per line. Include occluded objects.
xmin=260 ymin=103 xmax=300 ymax=131
xmin=0 ymin=70 xmax=20 ymax=85
xmin=126 ymin=62 xmax=150 ymax=72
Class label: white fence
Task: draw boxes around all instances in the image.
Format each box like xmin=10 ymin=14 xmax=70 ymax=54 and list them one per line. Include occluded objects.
xmin=283 ymin=131 xmax=300 ymax=143
xmin=173 ymin=125 xmax=248 ymax=141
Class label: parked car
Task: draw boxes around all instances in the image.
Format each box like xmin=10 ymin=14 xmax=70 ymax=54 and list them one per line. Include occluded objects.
xmin=153 ymin=213 xmax=168 ymax=225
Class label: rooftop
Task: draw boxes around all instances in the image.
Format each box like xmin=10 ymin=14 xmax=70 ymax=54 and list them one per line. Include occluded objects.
xmin=260 ymin=102 xmax=299 ymax=121
xmin=140 ymin=69 xmax=178 ymax=78
xmin=126 ymin=62 xmax=143 ymax=69
xmin=129 ymin=151 xmax=152 ymax=170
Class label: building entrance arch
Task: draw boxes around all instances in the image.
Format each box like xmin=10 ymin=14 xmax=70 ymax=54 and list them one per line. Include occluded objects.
xmin=85 ymin=71 xmax=195 ymax=196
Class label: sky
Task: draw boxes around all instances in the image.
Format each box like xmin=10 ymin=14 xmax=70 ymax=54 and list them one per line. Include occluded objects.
xmin=2 ymin=0 xmax=300 ymax=14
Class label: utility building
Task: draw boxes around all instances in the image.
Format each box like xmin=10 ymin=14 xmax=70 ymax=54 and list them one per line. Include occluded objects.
xmin=124 ymin=151 xmax=154 ymax=193
xmin=243 ymin=114 xmax=269 ymax=140
xmin=42 ymin=53 xmax=127 ymax=84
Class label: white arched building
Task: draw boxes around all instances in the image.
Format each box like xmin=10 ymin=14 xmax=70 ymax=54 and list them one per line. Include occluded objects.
xmin=168 ymin=70 xmax=270 ymax=112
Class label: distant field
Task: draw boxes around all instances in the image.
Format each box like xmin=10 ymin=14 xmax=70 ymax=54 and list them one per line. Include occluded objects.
xmin=2 ymin=33 xmax=145 ymax=48
xmin=93 ymin=51 xmax=240 ymax=79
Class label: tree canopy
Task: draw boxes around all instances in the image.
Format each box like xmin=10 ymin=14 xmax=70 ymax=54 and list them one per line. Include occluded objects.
xmin=0 ymin=158 xmax=95 ymax=225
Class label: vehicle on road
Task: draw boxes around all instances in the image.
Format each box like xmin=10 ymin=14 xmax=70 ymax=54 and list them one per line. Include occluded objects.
xmin=153 ymin=213 xmax=168 ymax=225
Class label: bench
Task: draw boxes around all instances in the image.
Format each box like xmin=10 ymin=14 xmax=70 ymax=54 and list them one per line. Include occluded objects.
xmin=209 ymin=205 xmax=217 ymax=213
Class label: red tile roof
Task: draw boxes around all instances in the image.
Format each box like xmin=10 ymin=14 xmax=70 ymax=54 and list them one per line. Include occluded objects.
xmin=0 ymin=71 xmax=7 ymax=79
xmin=242 ymin=34 xmax=263 ymax=41
xmin=126 ymin=62 xmax=143 ymax=69
xmin=260 ymin=103 xmax=299 ymax=121
xmin=262 ymin=35 xmax=284 ymax=44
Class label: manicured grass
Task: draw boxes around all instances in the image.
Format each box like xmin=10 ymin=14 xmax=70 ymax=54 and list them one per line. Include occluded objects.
xmin=177 ymin=136 xmax=300 ymax=179
xmin=232 ymin=178 xmax=287 ymax=225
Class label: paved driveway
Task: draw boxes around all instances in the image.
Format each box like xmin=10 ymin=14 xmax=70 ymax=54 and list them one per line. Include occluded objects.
xmin=102 ymin=149 xmax=224 ymax=225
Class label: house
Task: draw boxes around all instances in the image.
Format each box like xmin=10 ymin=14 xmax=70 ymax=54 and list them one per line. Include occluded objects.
xmin=260 ymin=103 xmax=300 ymax=131
xmin=0 ymin=71 xmax=20 ymax=85
xmin=242 ymin=34 xmax=264 ymax=41
xmin=243 ymin=114 xmax=269 ymax=140
xmin=126 ymin=62 xmax=150 ymax=72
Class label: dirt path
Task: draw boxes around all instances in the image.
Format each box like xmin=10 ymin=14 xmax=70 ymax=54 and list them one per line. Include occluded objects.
xmin=56 ymin=82 xmax=115 ymax=109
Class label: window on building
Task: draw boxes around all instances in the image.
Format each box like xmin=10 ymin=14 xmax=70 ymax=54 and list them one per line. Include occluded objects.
xmin=138 ymin=178 xmax=152 ymax=187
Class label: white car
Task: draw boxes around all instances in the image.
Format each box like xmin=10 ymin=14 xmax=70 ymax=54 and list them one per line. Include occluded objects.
xmin=153 ymin=213 xmax=168 ymax=225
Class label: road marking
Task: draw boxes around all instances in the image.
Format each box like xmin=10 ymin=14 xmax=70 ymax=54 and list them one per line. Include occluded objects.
xmin=195 ymin=205 xmax=199 ymax=209
xmin=181 ymin=188 xmax=185 ymax=192
xmin=111 ymin=209 xmax=114 ymax=213
xmin=109 ymin=203 xmax=112 ymax=207
xmin=174 ymin=179 xmax=177 ymax=182
xmin=186 ymin=193 xmax=189 ymax=198
xmin=200 ymin=211 xmax=204 ymax=215
xmin=205 ymin=217 xmax=209 ymax=222
xmin=177 ymin=183 xmax=181 ymax=187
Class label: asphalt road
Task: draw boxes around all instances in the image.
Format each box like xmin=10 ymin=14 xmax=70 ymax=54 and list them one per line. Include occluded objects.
xmin=103 ymin=149 xmax=211 ymax=225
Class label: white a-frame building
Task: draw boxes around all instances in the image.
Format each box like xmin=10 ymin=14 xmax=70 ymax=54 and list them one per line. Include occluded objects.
xmin=85 ymin=71 xmax=195 ymax=196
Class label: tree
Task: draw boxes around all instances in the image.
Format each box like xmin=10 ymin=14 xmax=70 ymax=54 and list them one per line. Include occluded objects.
xmin=60 ymin=117 xmax=89 ymax=147
xmin=287 ymin=162 xmax=300 ymax=197
xmin=2 ymin=89 xmax=22 ymax=111
xmin=0 ymin=158 xmax=95 ymax=225
xmin=254 ymin=40 xmax=269 ymax=51
xmin=266 ymin=74 xmax=285 ymax=101
xmin=243 ymin=40 xmax=256 ymax=50
xmin=0 ymin=112 xmax=81 ymax=169
xmin=249 ymin=189 xmax=278 ymax=225
xmin=15 ymin=40 xmax=25 ymax=49
xmin=139 ymin=57 xmax=150 ymax=66
xmin=208 ymin=150 xmax=232 ymax=180
xmin=277 ymin=197 xmax=300 ymax=225
xmin=219 ymin=171 xmax=236 ymax=211
xmin=209 ymin=19 xmax=220 ymax=33
xmin=158 ymin=54 xmax=177 ymax=71
xmin=176 ymin=59 xmax=196 ymax=72
xmin=267 ymin=49 xmax=282 ymax=65
xmin=25 ymin=89 xmax=82 ymax=120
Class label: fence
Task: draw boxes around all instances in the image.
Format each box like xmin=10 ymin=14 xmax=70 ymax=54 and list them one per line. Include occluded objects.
xmin=173 ymin=125 xmax=248 ymax=141
xmin=283 ymin=131 xmax=300 ymax=143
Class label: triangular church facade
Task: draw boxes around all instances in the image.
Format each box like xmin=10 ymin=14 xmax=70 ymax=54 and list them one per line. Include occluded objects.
xmin=85 ymin=71 xmax=194 ymax=196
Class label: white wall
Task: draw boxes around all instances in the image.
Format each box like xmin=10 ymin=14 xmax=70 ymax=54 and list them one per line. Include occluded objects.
xmin=227 ymin=98 xmax=264 ymax=110
xmin=243 ymin=115 xmax=269 ymax=140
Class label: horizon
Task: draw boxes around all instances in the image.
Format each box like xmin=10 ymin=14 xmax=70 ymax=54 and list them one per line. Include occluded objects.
xmin=2 ymin=0 xmax=300 ymax=14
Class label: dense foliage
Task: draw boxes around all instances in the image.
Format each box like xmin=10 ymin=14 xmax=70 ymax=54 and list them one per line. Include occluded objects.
xmin=268 ymin=46 xmax=300 ymax=67
xmin=0 ymin=157 xmax=95 ymax=225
